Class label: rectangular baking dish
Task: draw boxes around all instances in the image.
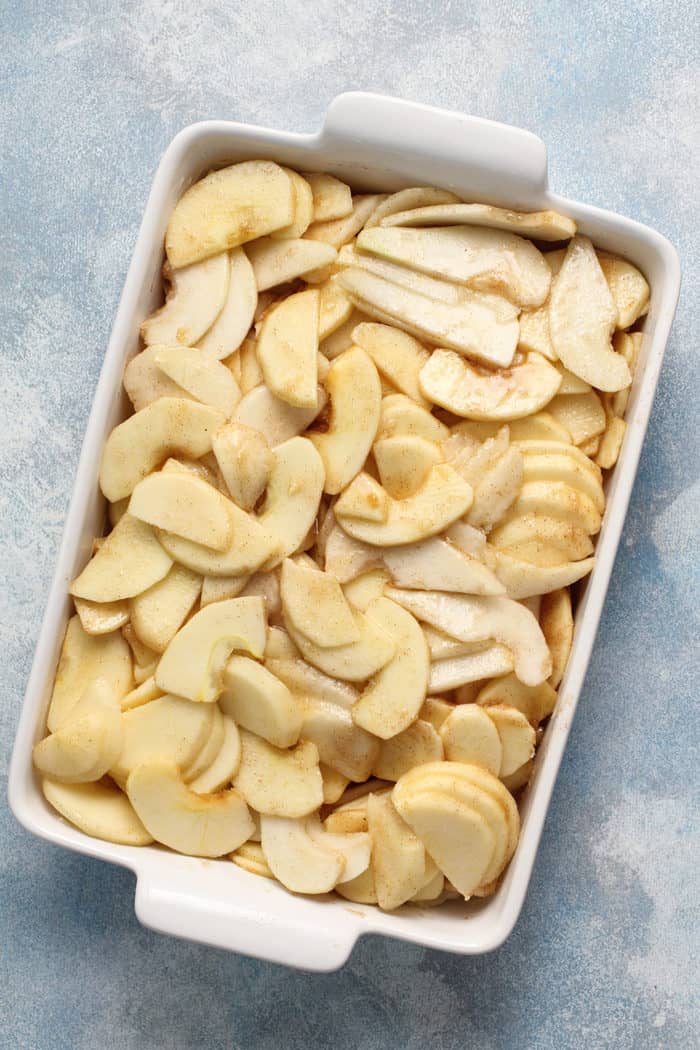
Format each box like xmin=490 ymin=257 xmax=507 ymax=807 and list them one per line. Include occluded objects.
xmin=8 ymin=92 xmax=680 ymax=972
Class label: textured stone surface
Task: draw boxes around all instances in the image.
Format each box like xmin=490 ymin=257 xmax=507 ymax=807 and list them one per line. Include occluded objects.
xmin=1 ymin=2 xmax=698 ymax=1047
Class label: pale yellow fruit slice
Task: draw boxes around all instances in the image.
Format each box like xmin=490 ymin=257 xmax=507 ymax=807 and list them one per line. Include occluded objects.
xmin=42 ymin=778 xmax=153 ymax=845
xmin=73 ymin=597 xmax=130 ymax=636
xmin=153 ymin=346 xmax=240 ymax=416
xmin=166 ymin=160 xmax=295 ymax=268
xmin=70 ymin=515 xmax=173 ymax=603
xmin=197 ymin=247 xmax=258 ymax=359
xmin=285 ymin=605 xmax=396 ymax=683
xmin=368 ymin=792 xmax=429 ymax=911
xmin=280 ymin=558 xmax=359 ymax=648
xmin=235 ymin=731 xmax=323 ymax=818
xmin=374 ymin=435 xmax=443 ymax=499
xmin=335 ymin=865 xmax=378 ymax=904
xmin=419 ymin=350 xmax=561 ymax=421
xmin=378 ymin=393 xmax=449 ymax=443
xmin=428 ymin=645 xmax=514 ymax=694
xmin=490 ymin=547 xmax=595 ymax=599
xmin=546 ymin=391 xmax=607 ymax=446
xmin=234 ymin=383 xmax=326 ymax=446
xmin=520 ymin=451 xmax=605 ymax=511
xmin=189 ymin=715 xmax=242 ymax=794
xmin=221 ymin=655 xmax=301 ymax=749
xmin=540 ymin=588 xmax=574 ymax=689
xmin=333 ymin=473 xmax=389 ymax=523
xmin=597 ymin=251 xmax=650 ymax=328
xmin=439 ymin=705 xmax=503 ymax=775
xmin=352 ymin=322 xmax=430 ymax=405
xmin=141 ymin=252 xmax=230 ymax=346
xmin=231 ymin=841 xmax=274 ymax=879
xmin=467 ymin=444 xmax=524 ymax=534
xmin=342 ymin=569 xmax=391 ymax=611
xmin=319 ymin=308 xmax=369 ymax=358
xmin=129 ymin=471 xmax=232 ymax=550
xmin=317 ymin=280 xmax=353 ymax=340
xmin=303 ymin=172 xmax=353 ymax=223
xmin=123 ymin=346 xmax=192 ymax=411
xmin=300 ymin=699 xmax=380 ymax=782
xmin=381 ymin=202 xmax=576 ymax=241
xmin=34 ymin=681 xmax=123 ymax=783
xmin=256 ymin=437 xmax=325 ymax=566
xmin=490 ymin=515 xmax=595 ymax=564
xmin=304 ymin=194 xmax=386 ymax=248
xmin=247 ymin=237 xmax=336 ymax=290
xmin=419 ymin=698 xmax=455 ymax=731
xmin=156 ymin=498 xmax=275 ymax=577
xmin=485 ymin=704 xmax=536 ymax=776
xmin=212 ymin=421 xmax=273 ymax=511
xmin=270 ymin=169 xmax=314 ymax=239
xmin=338 ymin=243 xmax=479 ymax=306
xmin=264 ymin=626 xmax=300 ymax=660
xmin=256 ymin=287 xmax=319 ymax=409
xmin=182 ymin=703 xmax=225 ymax=783
xmin=372 ymin=719 xmax=443 ymax=781
xmin=423 ymin=627 xmax=492 ymax=660
xmin=129 ymin=565 xmax=201 ymax=653
xmin=365 ymin=187 xmax=461 ymax=228
xmin=505 ymin=480 xmax=602 ymax=535
xmin=265 ymin=656 xmax=358 ymax=710
xmin=260 ymin=814 xmax=345 ymax=894
xmin=306 ymin=818 xmax=371 ymax=882
xmin=476 ymin=672 xmax=558 ymax=728
xmin=109 ymin=693 xmax=215 ymax=786
xmin=596 ymin=415 xmax=626 ymax=469
xmin=518 ymin=306 xmax=556 ymax=361
xmin=320 ymin=764 xmax=350 ymax=805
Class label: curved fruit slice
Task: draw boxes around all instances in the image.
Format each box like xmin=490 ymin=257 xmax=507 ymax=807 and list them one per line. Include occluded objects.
xmin=476 ymin=673 xmax=557 ymax=728
xmin=320 ymin=764 xmax=350 ymax=805
xmin=540 ymin=588 xmax=574 ymax=689
xmin=489 ymin=515 xmax=595 ymax=564
xmin=338 ymin=243 xmax=479 ymax=306
xmin=247 ymin=237 xmax=336 ymax=290
xmin=374 ymin=435 xmax=443 ymax=499
xmin=520 ymin=453 xmax=605 ymax=511
xmin=380 ymin=202 xmax=576 ymax=241
xmin=165 ymin=160 xmax=295 ymax=268
xmin=303 ymin=172 xmax=353 ymax=223
xmin=491 ymin=548 xmax=595 ymax=599
xmin=334 ymin=473 xmax=389 ymax=523
xmin=304 ymin=194 xmax=386 ymax=249
xmin=156 ymin=499 xmax=275 ymax=577
xmin=423 ymin=627 xmax=491 ymax=661
xmin=365 ymin=187 xmax=461 ymax=227
xmin=318 ymin=280 xmax=353 ymax=340
xmin=439 ymin=705 xmax=503 ymax=775
xmin=300 ymin=699 xmax=379 ymax=782
xmin=352 ymin=322 xmax=430 ymax=405
xmin=42 ymin=778 xmax=153 ymax=845
xmin=309 ymin=347 xmax=381 ymax=494
xmin=127 ymin=759 xmax=253 ymax=857
xmin=280 ymin=559 xmax=359 ymax=648
xmin=33 ymin=681 xmax=123 ymax=783
xmin=367 ymin=792 xmax=429 ymax=911
xmin=597 ymin=251 xmax=650 ymax=329
xmin=546 ymin=391 xmax=607 ymax=446
xmin=213 ymin=422 xmax=272 ymax=511
xmin=265 ymin=656 xmax=358 ymax=710
xmin=70 ymin=514 xmax=172 ymax=603
xmin=505 ymin=481 xmax=602 ymax=535
xmin=518 ymin=305 xmax=556 ymax=361
xmin=234 ymin=383 xmax=326 ymax=446
xmin=100 ymin=398 xmax=225 ymax=501
xmin=182 ymin=704 xmax=225 ymax=783
xmin=153 ymin=346 xmax=240 ymax=416
xmin=485 ymin=705 xmax=536 ymax=777
xmin=123 ymin=345 xmax=192 ymax=411
xmin=270 ymin=169 xmax=314 ymax=239
xmin=419 ymin=350 xmax=561 ymax=421
xmin=372 ymin=719 xmax=443 ymax=781
xmin=155 ymin=596 xmax=266 ymax=703
xmin=324 ymin=525 xmax=381 ymax=582
xmin=129 ymin=566 xmax=201 ymax=653
xmin=378 ymin=393 xmax=449 ymax=443
xmin=231 ymin=841 xmax=274 ymax=879
xmin=305 ymin=818 xmax=371 ymax=882
xmin=234 ymin=731 xmax=323 ymax=818
xmin=221 ymin=655 xmax=301 ymax=749
xmin=141 ymin=252 xmax=230 ymax=346
xmin=260 ymin=814 xmax=345 ymax=894
xmin=109 ymin=694 xmax=215 ymax=785
xmin=285 ymin=606 xmax=396 ymax=683
xmin=197 ymin=247 xmax=258 ymax=359
xmin=335 ymin=865 xmax=378 ymax=904
xmin=189 ymin=715 xmax=242 ymax=794
xmin=428 ymin=645 xmax=514 ymax=693
xmin=335 ymin=464 xmax=472 ymax=547
xmin=129 ymin=471 xmax=232 ymax=550
xmin=342 ymin=569 xmax=391 ymax=611
xmin=257 ymin=437 xmax=325 ymax=566
xmin=256 ymin=288 xmax=319 ymax=408
xmin=73 ymin=597 xmax=130 ymax=636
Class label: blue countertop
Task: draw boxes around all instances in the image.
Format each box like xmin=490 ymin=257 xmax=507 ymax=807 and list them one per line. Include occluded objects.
xmin=1 ymin=2 xmax=698 ymax=1047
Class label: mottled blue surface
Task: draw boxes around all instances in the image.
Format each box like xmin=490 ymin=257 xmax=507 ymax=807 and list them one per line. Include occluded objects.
xmin=1 ymin=2 xmax=699 ymax=1047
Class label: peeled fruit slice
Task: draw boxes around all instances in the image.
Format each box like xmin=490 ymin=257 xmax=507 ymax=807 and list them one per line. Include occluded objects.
xmin=123 ymin=346 xmax=193 ymax=411
xmin=156 ymin=498 xmax=274 ymax=577
xmin=129 ymin=471 xmax=232 ymax=550
xmin=141 ymin=252 xmax=230 ymax=346
xmin=342 ymin=569 xmax=391 ymax=611
xmin=419 ymin=350 xmax=561 ymax=421
xmin=540 ymin=588 xmax=574 ymax=689
xmin=221 ymin=655 xmax=301 ymax=748
xmin=356 ymin=225 xmax=551 ymax=308
xmin=317 ymin=280 xmax=353 ymax=340
xmin=518 ymin=306 xmax=556 ymax=361
xmin=280 ymin=559 xmax=359 ymax=648
xmin=381 ymin=202 xmax=576 ymax=241
xmin=235 ymin=731 xmax=323 ymax=818
xmin=231 ymin=841 xmax=273 ymax=879
xmin=428 ymin=645 xmax=514 ymax=694
xmin=70 ymin=514 xmax=172 ymax=603
xmin=127 ymin=759 xmax=252 ymax=857
xmin=197 ymin=247 xmax=258 ymax=359
xmin=182 ymin=703 xmax=225 ymax=783
xmin=374 ymin=435 xmax=443 ymax=499
xmin=100 ymin=398 xmax=225 ymax=501
xmin=439 ymin=705 xmax=502 ymax=775
xmin=352 ymin=322 xmax=430 ymax=405
xmin=505 ymin=480 xmax=602 ymax=536
xmin=234 ymin=383 xmax=326 ymax=446
xmin=338 ymin=267 xmax=519 ymax=368
xmin=300 ymin=699 xmax=379 ymax=782
xmin=335 ymin=865 xmax=378 ymax=904
xmin=379 ymin=393 xmax=449 ymax=443
xmin=386 ymin=587 xmax=551 ymax=686
xmin=109 ymin=693 xmax=214 ymax=786
xmin=73 ymin=597 xmax=129 ymax=636
xmin=423 ymin=627 xmax=491 ymax=661
xmin=247 ymin=237 xmax=336 ymax=290
xmin=547 ymin=391 xmax=606 ymax=446
xmin=265 ymin=655 xmax=358 ymax=710
xmin=367 ymin=792 xmax=429 ymax=910
xmin=256 ymin=287 xmax=319 ymax=409
xmin=165 ymin=160 xmax=295 ymax=268
xmin=121 ymin=624 xmax=158 ymax=684
xmin=42 ymin=778 xmax=153 ymax=846
xmin=597 ymin=251 xmax=650 ymax=328
xmin=285 ymin=605 xmax=396 ymax=683
xmin=373 ymin=719 xmax=443 ymax=781
xmin=486 ymin=705 xmax=536 ymax=776
xmin=212 ymin=422 xmax=272 ymax=511
xmin=33 ymin=681 xmax=123 ymax=783
xmin=309 ymin=346 xmax=381 ymax=494
xmin=352 ymin=597 xmax=429 ymax=739
xmin=270 ymin=168 xmax=314 ymax=239
xmin=476 ymin=674 xmax=557 ymax=728
xmin=304 ymin=194 xmax=386 ymax=249
xmin=321 ymin=765 xmax=350 ymax=804
xmin=335 ymin=464 xmax=472 ymax=547
xmin=490 ymin=515 xmax=595 ymax=565
xmin=155 ymin=596 xmax=266 ymax=703
xmin=305 ymin=818 xmax=371 ymax=882
xmin=257 ymin=437 xmax=325 ymax=565
xmin=549 ymin=236 xmax=631 ymax=392
xmin=303 ymin=172 xmax=353 ymax=223
xmin=334 ymin=473 xmax=389 ymax=523
xmin=491 ymin=547 xmax=596 ymax=599
xmin=338 ymin=243 xmax=480 ymax=307
xmin=365 ymin=186 xmax=461 ymax=228
xmin=520 ymin=450 xmax=604 ymax=512
xmin=189 ymin=715 xmax=242 ymax=794
xmin=260 ymin=814 xmax=345 ymax=894
xmin=153 ymin=346 xmax=240 ymax=416
xmin=467 ymin=444 xmax=524 ymax=533
xmin=596 ymin=415 xmax=626 ymax=469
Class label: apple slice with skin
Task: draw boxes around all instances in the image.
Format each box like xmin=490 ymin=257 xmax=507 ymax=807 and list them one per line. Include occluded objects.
xmin=367 ymin=792 xmax=430 ymax=911
xmin=100 ymin=398 xmax=225 ymax=501
xmin=549 ymin=236 xmax=631 ymax=392
xmin=270 ymin=168 xmax=314 ymax=239
xmin=364 ymin=186 xmax=461 ymax=228
xmin=303 ymin=172 xmax=353 ymax=222
xmin=47 ymin=616 xmax=133 ymax=732
xmin=256 ymin=288 xmax=319 ymax=409
xmin=70 ymin=514 xmax=173 ymax=603
xmin=280 ymin=559 xmax=359 ymax=648
xmin=352 ymin=322 xmax=430 ymax=405
xmin=129 ymin=471 xmax=233 ymax=550
xmin=127 ymin=759 xmax=253 ymax=857
xmin=153 ymin=346 xmax=240 ymax=417
xmin=33 ymin=680 xmax=123 ymax=783
xmin=489 ymin=547 xmax=596 ymax=599
xmin=235 ymin=731 xmax=323 ymax=818
xmin=129 ymin=565 xmax=201 ymax=654
xmin=284 ymin=604 xmax=396 ymax=683
xmin=352 ymin=597 xmax=429 ymax=739
xmin=141 ymin=252 xmax=230 ymax=346
xmin=309 ymin=346 xmax=381 ymax=494
xmin=42 ymin=778 xmax=153 ymax=845
xmin=220 ymin=655 xmax=302 ymax=748
xmin=419 ymin=350 xmax=562 ymax=421
xmin=374 ymin=435 xmax=443 ymax=499
xmin=338 ymin=267 xmax=519 ymax=368
xmin=380 ymin=202 xmax=576 ymax=241
xmin=212 ymin=422 xmax=272 ymax=511
xmin=189 ymin=715 xmax=241 ymax=794
xmin=373 ymin=719 xmax=443 ymax=781
xmin=304 ymin=194 xmax=386 ymax=249
xmin=386 ymin=586 xmax=551 ymax=686
xmin=247 ymin=237 xmax=337 ymax=291
xmin=165 ymin=160 xmax=295 ymax=268
xmin=234 ymin=383 xmax=326 ymax=446
xmin=196 ymin=247 xmax=257 ymax=359
xmin=428 ymin=645 xmax=515 ymax=693
xmin=439 ymin=705 xmax=502 ymax=776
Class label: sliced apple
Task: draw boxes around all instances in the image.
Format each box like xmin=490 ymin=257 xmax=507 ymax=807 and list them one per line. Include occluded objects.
xmin=321 ymin=764 xmax=351 ymax=805
xmin=490 ymin=514 xmax=595 ymax=565
xmin=422 ymin=627 xmax=491 ymax=661
xmin=365 ymin=187 xmax=461 ymax=228
xmin=238 ymin=570 xmax=281 ymax=619
xmin=334 ymin=473 xmax=389 ymax=523
xmin=367 ymin=792 xmax=429 ymax=910
xmin=221 ymin=655 xmax=301 ymax=748
xmin=518 ymin=305 xmax=556 ymax=361
xmin=439 ymin=704 xmax=502 ymax=776
xmin=485 ymin=704 xmax=536 ymax=776
xmin=381 ymin=202 xmax=576 ymax=241
xmin=597 ymin=251 xmax=650 ymax=328
xmin=373 ymin=719 xmax=443 ymax=781
xmin=73 ymin=597 xmax=129 ymax=636
xmin=100 ymin=398 xmax=225 ymax=501
xmin=352 ymin=322 xmax=430 ymax=405
xmin=120 ymin=676 xmax=163 ymax=712
xmin=270 ymin=168 xmax=314 ymax=239
xmin=70 ymin=514 xmax=172 ymax=603
xmin=247 ymin=237 xmax=336 ymax=291
xmin=303 ymin=172 xmax=353 ymax=222
xmin=260 ymin=814 xmax=345 ymax=893
xmin=265 ymin=626 xmax=300 ymax=660
xmin=317 ymin=280 xmax=353 ymax=340
xmin=121 ymin=623 xmax=158 ymax=685
xmin=123 ymin=346 xmax=192 ymax=411
xmin=467 ymin=444 xmax=524 ymax=533
xmin=419 ymin=698 xmax=455 ymax=732
xmin=231 ymin=841 xmax=273 ymax=879
xmin=200 ymin=573 xmax=250 ymax=606
xmin=265 ymin=656 xmax=358 ymax=710
xmin=304 ymin=194 xmax=386 ymax=248
xmin=335 ymin=464 xmax=472 ymax=547
xmin=309 ymin=346 xmax=381 ymax=494
xmin=556 ymin=364 xmax=591 ymax=395
xmin=34 ymin=681 xmax=123 ymax=783
xmin=152 ymin=346 xmax=240 ymax=416
xmin=301 ymin=699 xmax=379 ymax=782
xmin=505 ymin=480 xmax=602 ymax=535
xmin=338 ymin=243 xmax=480 ymax=306
xmin=256 ymin=288 xmax=319 ymax=409
xmin=386 ymin=587 xmax=551 ymax=686
xmin=342 ymin=569 xmax=391 ymax=611
xmin=280 ymin=559 xmax=359 ymax=648
xmin=141 ymin=252 xmax=230 ymax=346
xmin=490 ymin=547 xmax=596 ymax=599
xmin=319 ymin=307 xmax=369 ymax=359
xmin=189 ymin=715 xmax=242 ymax=794
xmin=549 ymin=236 xmax=631 ymax=392
xmin=212 ymin=421 xmax=272 ymax=511
xmin=546 ymin=391 xmax=607 ymax=446
xmin=257 ymin=437 xmax=325 ymax=566
xmin=305 ymin=819 xmax=371 ymax=882
xmin=110 ymin=694 xmax=215 ymax=786
xmin=382 ymin=536 xmax=504 ymax=595
xmin=356 ymin=225 xmax=551 ymax=308
xmin=234 ymin=383 xmax=326 ymax=446
xmin=195 ymin=247 xmax=257 ymax=358
xmin=596 ymin=415 xmax=626 ymax=469
xmin=351 ymin=597 xmax=429 ymax=739
xmin=182 ymin=703 xmax=225 ymax=783
xmin=234 ymin=730 xmax=323 ymax=818
xmin=165 ymin=160 xmax=295 ymax=268
xmin=540 ymin=588 xmax=574 ymax=689
xmin=476 ymin=673 xmax=557 ymax=728
xmin=428 ymin=644 xmax=514 ymax=693
xmin=373 ymin=435 xmax=443 ymax=499
xmin=338 ymin=267 xmax=519 ymax=367
xmin=324 ymin=525 xmax=380 ymax=582
xmin=129 ymin=471 xmax=232 ymax=550
xmin=379 ymin=393 xmax=449 ymax=443
xmin=335 ymin=865 xmax=378 ymax=904
xmin=284 ymin=604 xmax=396 ymax=683
xmin=42 ymin=777 xmax=153 ymax=845
xmin=157 ymin=495 xmax=275 ymax=577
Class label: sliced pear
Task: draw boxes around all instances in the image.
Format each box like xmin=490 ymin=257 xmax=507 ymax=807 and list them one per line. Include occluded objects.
xmin=419 ymin=350 xmax=561 ymax=421
xmin=352 ymin=322 xmax=430 ymax=405
xmin=127 ymin=759 xmax=252 ymax=857
xmin=365 ymin=187 xmax=461 ymax=228
xmin=491 ymin=548 xmax=596 ymax=599
xmin=428 ymin=645 xmax=514 ymax=693
xmin=34 ymin=681 xmax=123 ymax=783
xmin=381 ymin=202 xmax=576 ymax=241
xmin=212 ymin=421 xmax=272 ymax=511
xmin=189 ymin=715 xmax=242 ymax=794
xmin=379 ymin=394 xmax=449 ymax=443
xmin=70 ymin=514 xmax=172 ymax=602
xmin=352 ymin=597 xmax=429 ymax=739
xmin=182 ymin=703 xmax=225 ymax=783
xmin=467 ymin=444 xmax=524 ymax=533
xmin=547 ymin=391 xmax=607 ymax=446
xmin=221 ymin=655 xmax=301 ymax=748
xmin=490 ymin=514 xmax=595 ymax=565
xmin=42 ymin=777 xmax=153 ymax=845
xmin=129 ymin=471 xmax=232 ymax=550
xmin=597 ymin=251 xmax=650 ymax=328
xmin=304 ymin=194 xmax=386 ymax=248
xmin=247 ymin=237 xmax=336 ymax=290
xmin=156 ymin=498 xmax=275 ymax=577
xmin=235 ymin=383 xmax=325 ymax=446
xmin=505 ymin=480 xmax=602 ymax=535
xmin=386 ymin=587 xmax=551 ymax=686
xmin=265 ymin=657 xmax=358 ymax=710
xmin=284 ymin=605 xmax=396 ymax=683
xmin=439 ymin=705 xmax=502 ymax=775
xmin=518 ymin=305 xmax=556 ymax=361
xmin=356 ymin=225 xmax=551 ymax=308
xmin=309 ymin=346 xmax=381 ymax=494
xmin=269 ymin=168 xmax=314 ymax=239
xmin=256 ymin=288 xmax=319 ymax=409
xmin=100 ymin=398 xmax=225 ymax=501
xmin=110 ymin=694 xmax=215 ymax=785
xmin=165 ymin=160 xmax=295 ymax=268
xmin=152 ymin=346 xmax=240 ymax=416
xmin=382 ymin=536 xmax=504 ymax=595
xmin=373 ymin=719 xmax=443 ymax=781
xmin=200 ymin=573 xmax=250 ymax=606
xmin=476 ymin=674 xmax=557 ymax=728
xmin=47 ymin=617 xmax=133 ymax=731
xmin=196 ymin=247 xmax=257 ymax=358
xmin=335 ymin=464 xmax=472 ymax=546
xmin=333 ymin=473 xmax=389 ymax=522
xmin=257 ymin=437 xmax=325 ymax=565
xmin=321 ymin=764 xmax=350 ymax=805
xmin=367 ymin=792 xmax=429 ymax=911
xmin=73 ymin=597 xmax=129 ymax=636
xmin=155 ymin=596 xmax=266 ymax=703
xmin=303 ymin=172 xmax=353 ymax=222
xmin=549 ymin=236 xmax=631 ymax=392
xmin=540 ymin=588 xmax=574 ymax=689
xmin=338 ymin=267 xmax=519 ymax=367
xmin=342 ymin=569 xmax=391 ymax=611
xmin=485 ymin=705 xmax=536 ymax=776
xmin=235 ymin=731 xmax=323 ymax=818
xmin=260 ymin=814 xmax=345 ymax=893
xmin=141 ymin=252 xmax=230 ymax=346
xmin=123 ymin=346 xmax=191 ymax=411
xmin=280 ymin=559 xmax=359 ymax=648
xmin=374 ymin=435 xmax=443 ymax=499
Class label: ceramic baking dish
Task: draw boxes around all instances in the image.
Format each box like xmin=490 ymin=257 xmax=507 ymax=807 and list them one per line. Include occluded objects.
xmin=8 ymin=92 xmax=680 ymax=972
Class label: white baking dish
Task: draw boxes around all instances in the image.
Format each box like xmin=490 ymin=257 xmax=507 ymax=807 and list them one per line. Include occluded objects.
xmin=8 ymin=92 xmax=680 ymax=972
